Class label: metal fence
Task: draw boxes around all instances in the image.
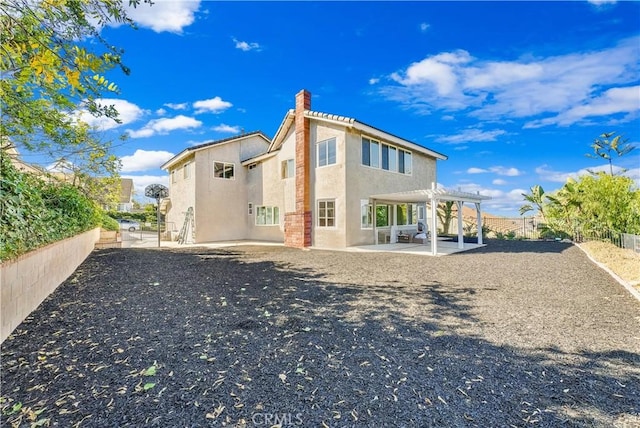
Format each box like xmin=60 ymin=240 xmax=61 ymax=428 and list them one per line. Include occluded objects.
xmin=574 ymin=229 xmax=640 ymax=253
xmin=447 ymin=216 xmax=541 ymax=240
xmin=451 ymin=216 xmax=640 ymax=253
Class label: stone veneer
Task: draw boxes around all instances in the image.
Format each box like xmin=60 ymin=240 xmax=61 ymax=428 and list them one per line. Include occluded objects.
xmin=284 ymin=89 xmax=312 ymax=248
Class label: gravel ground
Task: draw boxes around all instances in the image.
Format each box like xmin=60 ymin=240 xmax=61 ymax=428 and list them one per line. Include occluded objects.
xmin=1 ymin=240 xmax=639 ymax=427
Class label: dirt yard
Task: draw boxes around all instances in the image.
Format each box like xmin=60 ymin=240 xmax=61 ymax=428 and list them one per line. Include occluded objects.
xmin=2 ymin=240 xmax=639 ymax=427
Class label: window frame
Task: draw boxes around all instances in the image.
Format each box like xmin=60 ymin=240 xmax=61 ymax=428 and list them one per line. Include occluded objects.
xmin=255 ymin=205 xmax=279 ymax=226
xmin=183 ymin=162 xmax=191 ymax=179
xmin=317 ymin=199 xmax=336 ymax=228
xmin=316 ymin=138 xmax=337 ymax=168
xmin=213 ymin=161 xmax=235 ymax=180
xmin=360 ymin=200 xmax=373 ymax=229
xmin=361 ymin=136 xmax=412 ymax=175
xmin=281 ymin=158 xmax=295 ymax=179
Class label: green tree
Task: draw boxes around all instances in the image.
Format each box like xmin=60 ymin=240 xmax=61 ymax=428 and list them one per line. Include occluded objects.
xmin=437 ymin=201 xmax=455 ymax=235
xmin=1 ymin=0 xmax=148 ymax=191
xmin=586 ymin=132 xmax=635 ymax=176
xmin=520 ymin=185 xmax=547 ymax=219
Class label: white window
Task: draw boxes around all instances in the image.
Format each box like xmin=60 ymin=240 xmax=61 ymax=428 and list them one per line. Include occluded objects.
xmin=256 ymin=206 xmax=279 ymax=226
xmin=213 ymin=161 xmax=234 ymax=179
xmin=317 ymin=138 xmax=337 ymax=167
xmin=318 ymin=200 xmax=335 ymax=227
xmin=361 ymin=136 xmax=411 ymax=175
xmin=282 ymin=159 xmax=295 ymax=178
xmin=360 ymin=200 xmax=373 ymax=229
xmin=399 ymin=150 xmax=412 ymax=174
xmin=183 ymin=162 xmax=191 ymax=179
xmin=396 ymin=203 xmax=418 ymax=226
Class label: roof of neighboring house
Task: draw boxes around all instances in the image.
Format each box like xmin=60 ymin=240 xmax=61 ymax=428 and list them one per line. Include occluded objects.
xmin=3 ymin=145 xmax=47 ymax=175
xmin=161 ymin=131 xmax=271 ymax=170
xmin=269 ymin=109 xmax=448 ymax=161
xmin=120 ymin=178 xmax=133 ymax=204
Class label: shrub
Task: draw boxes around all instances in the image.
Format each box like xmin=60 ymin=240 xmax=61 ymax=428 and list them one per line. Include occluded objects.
xmin=1 ymin=153 xmax=102 ymax=261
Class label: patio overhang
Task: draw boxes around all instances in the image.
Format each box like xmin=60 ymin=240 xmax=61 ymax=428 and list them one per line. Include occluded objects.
xmin=369 ymin=187 xmax=492 ymax=256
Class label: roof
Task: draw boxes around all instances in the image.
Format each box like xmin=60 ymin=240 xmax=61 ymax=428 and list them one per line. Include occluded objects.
xmin=161 ymin=131 xmax=271 ymax=170
xmin=370 ymin=188 xmax=491 ymax=204
xmin=269 ymin=109 xmax=448 ymax=161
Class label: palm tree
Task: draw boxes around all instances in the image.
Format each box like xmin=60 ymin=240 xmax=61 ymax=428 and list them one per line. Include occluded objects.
xmin=586 ymin=132 xmax=635 ymax=176
xmin=520 ymin=185 xmax=547 ymax=219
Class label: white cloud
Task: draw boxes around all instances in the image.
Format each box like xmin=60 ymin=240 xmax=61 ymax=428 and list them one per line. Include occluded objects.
xmin=128 ymin=115 xmax=202 ymax=138
xmin=490 ymin=166 xmax=522 ymax=177
xmin=155 ymin=108 xmax=167 ymax=116
xmin=436 ymin=128 xmax=506 ymax=144
xmin=588 ymin=0 xmax=617 ymax=5
xmin=420 ymin=22 xmax=430 ymax=32
xmin=164 ymin=102 xmax=189 ymax=110
xmin=120 ymin=1 xmax=200 ymax=34
xmin=76 ymin=98 xmax=145 ymax=131
xmin=233 ymin=38 xmax=261 ymax=52
xmin=534 ymin=163 xmax=634 ymax=183
xmin=369 ymin=78 xmax=380 ymax=85
xmin=493 ymin=179 xmax=508 ymax=185
xmin=379 ymin=37 xmax=640 ymax=126
xmin=213 ymin=124 xmax=241 ymax=133
xmin=467 ymin=167 xmax=487 ymax=174
xmin=121 ymin=174 xmax=170 ymax=201
xmin=120 ymin=149 xmax=175 ymax=173
xmin=466 ymin=166 xmax=521 ymax=176
xmin=446 ymin=181 xmax=530 ymax=216
xmin=524 ymin=85 xmax=639 ymax=128
xmin=193 ymin=97 xmax=233 ymax=114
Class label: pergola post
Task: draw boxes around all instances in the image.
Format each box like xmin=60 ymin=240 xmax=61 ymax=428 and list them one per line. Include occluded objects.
xmin=456 ymin=200 xmax=464 ymax=249
xmin=475 ymin=202 xmax=483 ymax=245
xmin=430 ymin=198 xmax=438 ymax=256
xmin=373 ymin=199 xmax=378 ymax=244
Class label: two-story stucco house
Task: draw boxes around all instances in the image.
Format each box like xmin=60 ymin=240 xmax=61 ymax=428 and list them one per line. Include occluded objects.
xmin=162 ymin=90 xmax=488 ymax=251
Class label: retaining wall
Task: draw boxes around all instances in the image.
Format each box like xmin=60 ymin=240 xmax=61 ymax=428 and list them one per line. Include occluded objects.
xmin=1 ymin=228 xmax=100 ymax=343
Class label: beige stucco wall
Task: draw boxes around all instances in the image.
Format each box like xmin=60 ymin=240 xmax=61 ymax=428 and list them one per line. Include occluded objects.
xmin=245 ymin=156 xmax=285 ymax=242
xmin=344 ymin=129 xmax=438 ymax=247
xmin=193 ymin=136 xmax=269 ymax=242
xmin=1 ymin=228 xmax=100 ymax=343
xmin=166 ymin=155 xmax=196 ymax=237
xmin=308 ymin=122 xmax=348 ymax=248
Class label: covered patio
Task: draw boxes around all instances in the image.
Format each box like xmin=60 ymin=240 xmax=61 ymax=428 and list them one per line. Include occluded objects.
xmin=367 ymin=186 xmax=492 ymax=256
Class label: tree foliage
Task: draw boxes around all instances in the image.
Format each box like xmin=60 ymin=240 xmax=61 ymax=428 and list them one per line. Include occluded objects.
xmin=567 ymin=173 xmax=639 ymax=234
xmin=437 ymin=201 xmax=455 ymax=235
xmin=521 ymin=133 xmax=640 ymax=238
xmin=586 ymin=132 xmax=636 ymax=176
xmin=1 ymin=0 xmax=148 ymax=204
xmin=0 ymin=0 xmax=138 ymax=147
xmin=1 ymin=151 xmax=104 ymax=260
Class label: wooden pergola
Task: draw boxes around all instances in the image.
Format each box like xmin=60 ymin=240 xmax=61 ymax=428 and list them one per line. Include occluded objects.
xmin=370 ymin=186 xmax=492 ymax=255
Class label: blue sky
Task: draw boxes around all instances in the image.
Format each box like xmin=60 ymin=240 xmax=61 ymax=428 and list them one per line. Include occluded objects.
xmin=68 ymin=1 xmax=639 ymax=215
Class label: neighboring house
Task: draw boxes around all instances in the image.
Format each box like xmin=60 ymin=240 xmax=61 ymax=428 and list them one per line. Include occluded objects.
xmin=117 ymin=178 xmax=134 ymax=212
xmin=162 ymin=90 xmax=489 ymax=250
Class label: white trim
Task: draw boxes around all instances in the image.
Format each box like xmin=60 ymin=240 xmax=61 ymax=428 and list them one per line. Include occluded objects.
xmin=213 ymin=161 xmax=235 ymax=180
xmin=317 ymin=199 xmax=336 ymax=228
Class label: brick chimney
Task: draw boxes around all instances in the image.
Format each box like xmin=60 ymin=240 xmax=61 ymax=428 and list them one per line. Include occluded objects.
xmin=284 ymin=90 xmax=312 ymax=248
